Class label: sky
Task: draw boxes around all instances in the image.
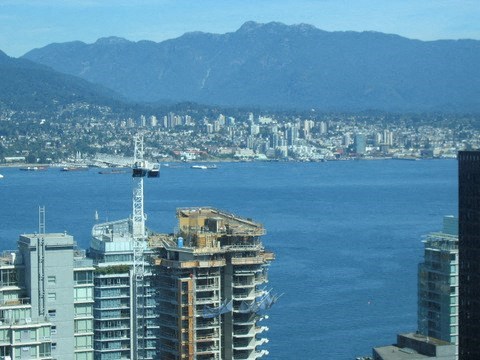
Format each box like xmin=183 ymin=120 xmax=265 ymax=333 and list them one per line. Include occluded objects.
xmin=1 ymin=0 xmax=479 ymax=57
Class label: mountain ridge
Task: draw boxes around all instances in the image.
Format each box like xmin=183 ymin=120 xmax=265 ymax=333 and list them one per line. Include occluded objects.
xmin=0 ymin=52 xmax=124 ymax=112
xmin=21 ymin=21 xmax=480 ymax=112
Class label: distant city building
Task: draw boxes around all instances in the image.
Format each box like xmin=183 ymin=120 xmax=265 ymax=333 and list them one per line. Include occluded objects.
xmin=458 ymin=151 xmax=480 ymax=359
xmin=287 ymin=126 xmax=298 ymax=146
xmin=226 ymin=117 xmax=236 ymax=126
xmin=217 ymin=114 xmax=226 ymax=126
xmin=250 ymin=124 xmax=260 ymax=136
xmin=149 ymin=115 xmax=158 ymax=127
xmin=318 ymin=121 xmax=328 ymax=135
xmin=354 ymin=134 xmax=367 ymax=155
xmin=383 ymin=130 xmax=394 ymax=146
xmin=418 ymin=216 xmax=458 ymax=354
xmin=140 ymin=115 xmax=146 ymax=127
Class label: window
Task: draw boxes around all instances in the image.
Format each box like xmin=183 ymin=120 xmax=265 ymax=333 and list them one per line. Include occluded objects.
xmin=74 ymin=319 xmax=93 ymax=333
xmin=74 ymin=287 xmax=93 ymax=302
xmin=48 ymin=310 xmax=56 ymax=319
xmin=0 ymin=329 xmax=9 ymax=342
xmin=74 ymin=271 xmax=93 ymax=285
xmin=39 ymin=343 xmax=51 ymax=357
xmin=75 ymin=304 xmax=93 ymax=317
xmin=39 ymin=326 xmax=51 ymax=339
xmin=51 ymin=326 xmax=57 ymax=335
xmin=48 ymin=292 xmax=56 ymax=301
xmin=74 ymin=335 xmax=92 ymax=349
xmin=47 ymin=276 xmax=56 ymax=285
xmin=75 ymin=352 xmax=93 ymax=360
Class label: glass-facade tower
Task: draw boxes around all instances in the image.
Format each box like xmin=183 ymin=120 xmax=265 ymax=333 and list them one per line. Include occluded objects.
xmin=458 ymin=151 xmax=480 ymax=359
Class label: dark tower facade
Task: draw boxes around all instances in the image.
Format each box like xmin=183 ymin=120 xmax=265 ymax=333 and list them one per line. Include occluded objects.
xmin=458 ymin=151 xmax=480 ymax=359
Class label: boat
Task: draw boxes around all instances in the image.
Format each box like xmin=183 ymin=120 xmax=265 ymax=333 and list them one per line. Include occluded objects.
xmin=19 ymin=166 xmax=48 ymax=171
xmin=60 ymin=166 xmax=89 ymax=172
xmin=0 ymin=174 xmax=3 ymax=179
xmin=147 ymin=164 xmax=160 ymax=178
xmin=98 ymin=169 xmax=127 ymax=175
xmin=191 ymin=164 xmax=217 ymax=170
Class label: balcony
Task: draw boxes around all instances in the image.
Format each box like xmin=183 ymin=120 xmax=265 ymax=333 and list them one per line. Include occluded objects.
xmin=231 ymin=257 xmax=264 ymax=265
xmin=233 ymin=339 xmax=255 ymax=350
xmin=0 ymin=297 xmax=30 ymax=307
xmin=255 ymin=326 xmax=269 ymax=334
xmin=256 ymin=338 xmax=269 ymax=346
xmin=233 ymin=280 xmax=255 ymax=288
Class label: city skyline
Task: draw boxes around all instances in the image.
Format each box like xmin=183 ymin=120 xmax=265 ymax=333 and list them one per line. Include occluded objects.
xmin=1 ymin=0 xmax=480 ymax=57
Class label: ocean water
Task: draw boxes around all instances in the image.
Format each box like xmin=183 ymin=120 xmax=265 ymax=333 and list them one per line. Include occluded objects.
xmin=0 ymin=160 xmax=457 ymax=359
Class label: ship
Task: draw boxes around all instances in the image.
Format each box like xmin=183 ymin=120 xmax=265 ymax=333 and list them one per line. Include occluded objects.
xmin=60 ymin=166 xmax=89 ymax=172
xmin=19 ymin=166 xmax=49 ymax=171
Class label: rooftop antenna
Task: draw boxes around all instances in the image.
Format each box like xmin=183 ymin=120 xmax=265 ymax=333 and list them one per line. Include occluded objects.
xmin=39 ymin=206 xmax=46 ymax=234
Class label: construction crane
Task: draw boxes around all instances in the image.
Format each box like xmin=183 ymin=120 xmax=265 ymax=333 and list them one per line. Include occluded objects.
xmin=131 ymin=134 xmax=159 ymax=360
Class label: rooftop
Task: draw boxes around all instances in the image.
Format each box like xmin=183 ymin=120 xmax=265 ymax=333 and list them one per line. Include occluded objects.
xmin=373 ymin=333 xmax=455 ymax=360
xmin=177 ymin=207 xmax=266 ymax=237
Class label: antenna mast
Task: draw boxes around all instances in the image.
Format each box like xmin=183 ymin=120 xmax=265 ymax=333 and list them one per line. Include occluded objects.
xmin=39 ymin=206 xmax=46 ymax=234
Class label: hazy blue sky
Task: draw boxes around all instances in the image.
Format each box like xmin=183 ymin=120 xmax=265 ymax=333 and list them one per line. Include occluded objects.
xmin=1 ymin=0 xmax=479 ymax=57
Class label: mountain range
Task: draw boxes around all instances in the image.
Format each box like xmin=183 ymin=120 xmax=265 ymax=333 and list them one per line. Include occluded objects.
xmin=0 ymin=49 xmax=123 ymax=112
xmin=10 ymin=21 xmax=480 ymax=112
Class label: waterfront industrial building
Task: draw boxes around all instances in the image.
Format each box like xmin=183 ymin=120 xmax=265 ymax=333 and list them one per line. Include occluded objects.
xmin=417 ymin=216 xmax=458 ymax=355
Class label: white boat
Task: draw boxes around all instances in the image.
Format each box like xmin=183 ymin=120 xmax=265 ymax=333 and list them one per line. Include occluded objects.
xmin=191 ymin=164 xmax=217 ymax=170
xmin=0 ymin=174 xmax=3 ymax=179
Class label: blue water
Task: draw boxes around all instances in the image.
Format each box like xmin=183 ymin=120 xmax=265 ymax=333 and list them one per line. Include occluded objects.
xmin=0 ymin=160 xmax=457 ymax=359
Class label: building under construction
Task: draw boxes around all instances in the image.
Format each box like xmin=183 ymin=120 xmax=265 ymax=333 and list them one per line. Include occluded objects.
xmin=152 ymin=207 xmax=276 ymax=360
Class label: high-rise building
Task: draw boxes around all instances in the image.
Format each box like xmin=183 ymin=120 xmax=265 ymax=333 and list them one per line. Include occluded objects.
xmin=458 ymin=151 xmax=480 ymax=359
xmin=88 ymin=219 xmax=158 ymax=360
xmin=418 ymin=216 xmax=458 ymax=353
xmin=354 ymin=134 xmax=367 ymax=155
xmin=0 ymin=232 xmax=94 ymax=360
xmin=153 ymin=207 xmax=276 ymax=360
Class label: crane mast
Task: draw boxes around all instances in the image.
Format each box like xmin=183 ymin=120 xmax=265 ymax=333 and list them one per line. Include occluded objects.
xmin=132 ymin=135 xmax=146 ymax=277
xmin=131 ymin=134 xmax=158 ymax=359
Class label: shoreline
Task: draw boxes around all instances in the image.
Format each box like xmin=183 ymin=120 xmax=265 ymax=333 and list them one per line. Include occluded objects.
xmin=0 ymin=157 xmax=455 ymax=169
